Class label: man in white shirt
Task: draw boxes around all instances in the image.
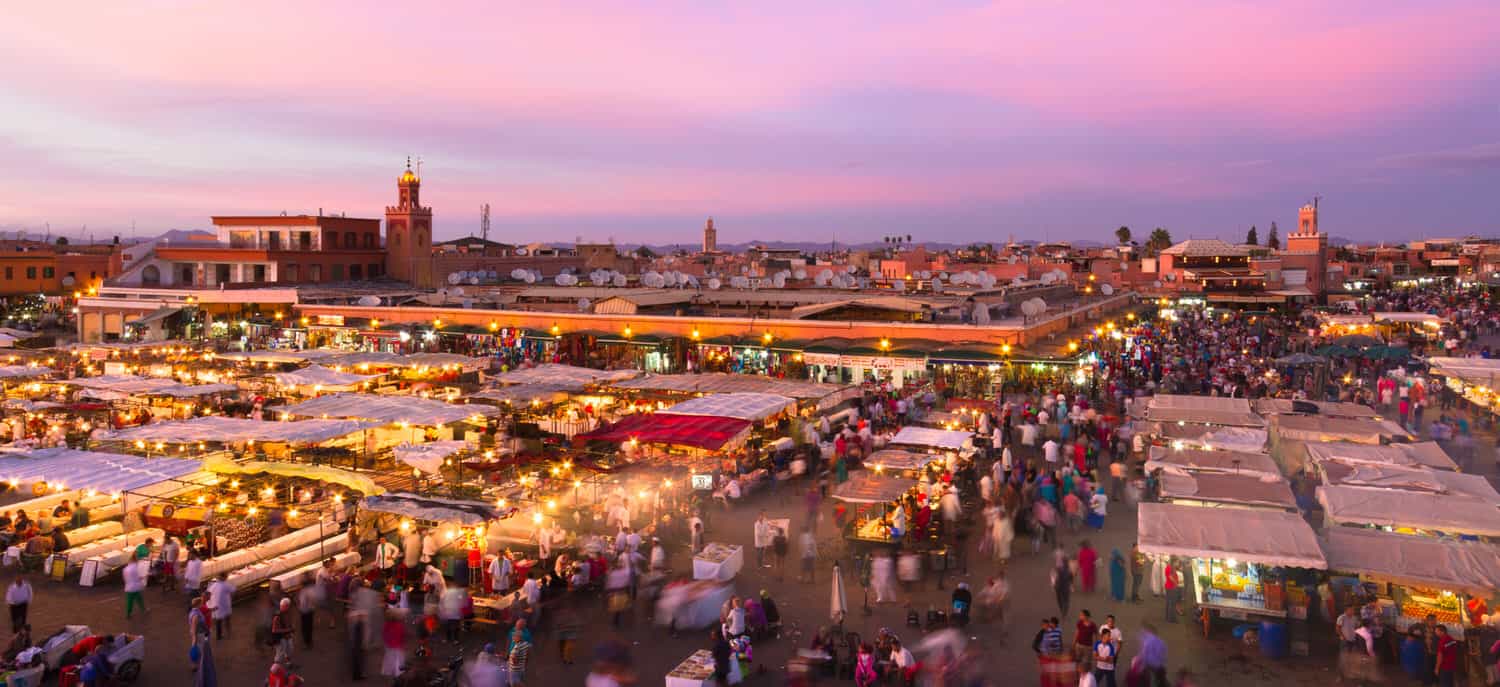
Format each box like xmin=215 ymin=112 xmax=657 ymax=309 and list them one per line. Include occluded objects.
xmin=489 ymin=551 xmax=513 ymax=594
xmin=1043 ymin=439 xmax=1059 ymax=465
xmin=753 ymin=512 xmax=773 ymax=568
xmin=421 ymin=529 xmax=440 ymax=565
xmin=376 ymin=538 xmax=400 ymax=579
xmin=6 ymin=577 xmax=31 ymax=632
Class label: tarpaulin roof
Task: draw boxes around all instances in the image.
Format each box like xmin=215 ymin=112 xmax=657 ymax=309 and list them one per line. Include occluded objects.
xmin=1158 ymin=471 xmax=1297 ymax=510
xmin=201 ymin=454 xmax=384 ymax=494
xmin=1317 ymin=485 xmax=1500 ymax=537
xmin=395 ymin=441 xmax=466 ymax=475
xmin=1137 ymin=502 xmax=1326 ymax=569
xmin=660 ymin=392 xmax=795 ymax=421
xmin=491 ymin=364 xmax=640 ymax=389
xmin=865 ymin=449 xmax=943 ymax=472
xmin=1304 ymin=441 xmax=1459 ymax=472
xmin=1155 ymin=424 xmax=1269 ymax=452
xmin=278 ymin=392 xmax=500 ymax=425
xmin=1321 ymin=528 xmax=1500 ymax=597
xmin=1146 ymin=447 xmax=1281 ymax=478
xmin=218 ymin=349 xmax=345 ymax=364
xmin=888 ymin=426 xmax=972 ymax=451
xmin=101 ymin=416 xmax=378 ymax=443
xmin=0 ymin=365 xmax=54 ymax=380
xmin=1428 ymin=356 xmax=1500 ymax=388
xmin=831 ymin=473 xmax=918 ymax=504
xmin=65 ymin=375 xmax=237 ymax=398
xmin=1142 ymin=394 xmax=1264 ymax=427
xmin=0 ymin=448 xmax=205 ymax=494
xmin=270 ymin=365 xmax=379 ymax=389
xmin=576 ymin=413 xmax=752 ymax=450
xmin=467 ymin=385 xmax=572 ymax=405
xmin=1272 ymin=414 xmax=1411 ymax=444
xmin=1251 ymin=399 xmax=1380 ymax=419
xmin=360 ymin=492 xmax=504 ymax=525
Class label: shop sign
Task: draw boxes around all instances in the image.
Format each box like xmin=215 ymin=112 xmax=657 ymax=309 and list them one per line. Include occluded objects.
xmin=691 ymin=474 xmax=714 ymax=490
xmin=803 ymin=353 xmax=840 ymax=366
xmin=316 ymin=314 xmax=346 ymax=326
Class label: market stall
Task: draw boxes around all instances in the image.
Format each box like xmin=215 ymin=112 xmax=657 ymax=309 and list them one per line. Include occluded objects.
xmin=659 ymin=392 xmax=795 ymax=422
xmin=831 ymin=473 xmax=920 ymax=546
xmin=1321 ymin=527 xmax=1500 ymax=637
xmin=269 ymin=365 xmax=380 ymax=394
xmin=277 ymin=392 xmax=500 ymax=425
xmin=1316 ymin=485 xmax=1500 ymax=538
xmin=609 ymin=372 xmax=858 ymax=412
xmin=1145 ymin=447 xmax=1282 ymax=479
xmin=98 ymin=416 xmax=379 ymax=445
xmin=692 ymin=542 xmax=744 ymax=581
xmin=1156 ymin=470 xmax=1298 ymax=511
xmin=1138 ymin=502 xmax=1326 ymax=621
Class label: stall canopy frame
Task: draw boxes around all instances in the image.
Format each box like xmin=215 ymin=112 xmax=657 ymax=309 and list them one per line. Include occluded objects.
xmin=1137 ymin=502 xmax=1327 ymax=569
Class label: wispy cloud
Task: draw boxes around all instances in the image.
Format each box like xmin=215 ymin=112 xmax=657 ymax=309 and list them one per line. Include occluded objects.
xmin=1376 ymin=143 xmax=1500 ymax=170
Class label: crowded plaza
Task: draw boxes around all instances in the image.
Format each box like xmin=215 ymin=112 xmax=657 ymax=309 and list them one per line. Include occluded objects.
xmin=0 ymin=277 xmax=1497 ymax=687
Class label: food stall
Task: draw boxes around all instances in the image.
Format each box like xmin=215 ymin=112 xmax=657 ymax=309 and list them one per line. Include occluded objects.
xmin=1320 ymin=528 xmax=1500 ymax=638
xmin=831 ymin=473 xmax=920 ymax=547
xmin=1137 ymin=503 xmax=1326 ymax=622
xmin=1316 ymin=486 xmax=1500 ymax=539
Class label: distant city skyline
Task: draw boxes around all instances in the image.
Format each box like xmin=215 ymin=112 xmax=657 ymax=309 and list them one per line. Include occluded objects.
xmin=2 ymin=2 xmax=1498 ymax=244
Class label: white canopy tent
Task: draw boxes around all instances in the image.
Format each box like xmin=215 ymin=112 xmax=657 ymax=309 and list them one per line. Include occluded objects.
xmin=0 ymin=448 xmax=204 ymax=495
xmin=660 ymin=392 xmax=795 ymax=422
xmin=100 ymin=416 xmax=378 ymax=444
xmin=270 ymin=365 xmax=380 ymax=392
xmin=1317 ymin=485 xmax=1500 ymax=537
xmin=1304 ymin=441 xmax=1460 ymax=472
xmin=864 ymin=448 xmax=942 ymax=472
xmin=1321 ymin=528 xmax=1500 ymax=598
xmin=1137 ymin=502 xmax=1326 ymax=569
xmin=1142 ymin=394 xmax=1265 ymax=428
xmin=277 ymin=392 xmax=500 ymax=425
xmin=887 ymin=426 xmax=972 ymax=451
xmin=218 ymin=350 xmax=345 ymax=364
xmin=466 ymin=385 xmax=571 ymax=406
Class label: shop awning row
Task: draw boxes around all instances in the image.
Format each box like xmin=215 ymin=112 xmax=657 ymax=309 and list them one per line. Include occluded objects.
xmin=610 ymin=372 xmax=854 ymax=403
xmin=277 ymin=392 xmax=500 ymax=425
xmin=1137 ymin=502 xmax=1327 ymax=569
xmin=575 ymin=413 xmax=752 ymax=451
xmin=100 ymin=416 xmax=380 ymax=443
xmin=1321 ymin=528 xmax=1500 ymax=598
xmin=201 ymin=454 xmax=384 ymax=495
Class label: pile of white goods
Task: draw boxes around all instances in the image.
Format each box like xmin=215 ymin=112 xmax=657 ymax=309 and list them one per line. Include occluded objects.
xmin=41 ymin=521 xmax=125 ymax=573
xmin=196 ymin=519 xmax=340 ymax=582
xmin=228 ymin=532 xmax=352 ymax=592
xmin=76 ymin=528 xmax=167 ymax=585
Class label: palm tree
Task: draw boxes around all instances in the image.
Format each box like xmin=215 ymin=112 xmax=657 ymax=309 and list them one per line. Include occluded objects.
xmin=1267 ymin=222 xmax=1280 ymax=250
xmin=1245 ymin=225 xmax=1258 ymax=246
xmin=1147 ymin=227 xmax=1173 ymax=253
xmin=1115 ymin=226 xmax=1132 ymax=246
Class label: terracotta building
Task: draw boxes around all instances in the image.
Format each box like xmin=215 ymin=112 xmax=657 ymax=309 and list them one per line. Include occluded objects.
xmin=0 ymin=241 xmax=117 ymax=297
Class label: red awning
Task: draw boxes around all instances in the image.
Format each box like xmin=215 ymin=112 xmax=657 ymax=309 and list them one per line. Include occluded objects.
xmin=576 ymin=413 xmax=752 ymax=451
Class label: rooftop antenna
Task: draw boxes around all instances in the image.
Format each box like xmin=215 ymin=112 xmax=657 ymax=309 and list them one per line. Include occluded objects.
xmin=1313 ymin=194 xmax=1322 ymax=211
xmin=480 ymin=203 xmax=491 ymax=242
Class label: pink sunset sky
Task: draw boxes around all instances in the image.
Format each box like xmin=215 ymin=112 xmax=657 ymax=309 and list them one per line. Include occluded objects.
xmin=2 ymin=1 xmax=1498 ymax=245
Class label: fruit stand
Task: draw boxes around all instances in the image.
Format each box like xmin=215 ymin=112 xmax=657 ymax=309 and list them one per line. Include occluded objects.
xmin=1320 ymin=527 xmax=1500 ymax=639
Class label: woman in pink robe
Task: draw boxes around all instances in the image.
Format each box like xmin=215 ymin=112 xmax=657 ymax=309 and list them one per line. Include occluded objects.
xmin=1077 ymin=541 xmax=1098 ymax=594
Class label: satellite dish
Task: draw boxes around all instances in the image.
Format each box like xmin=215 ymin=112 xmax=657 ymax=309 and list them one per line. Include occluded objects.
xmin=1165 ymin=273 xmax=1176 ymax=282
xmin=469 ymin=277 xmax=480 ymax=285
xmin=978 ymin=272 xmax=996 ymax=288
xmin=772 ymin=273 xmax=787 ymax=288
xmin=357 ymin=295 xmax=381 ymax=307
xmin=973 ymin=303 xmax=991 ymax=325
xmin=1021 ymin=301 xmax=1037 ymax=317
xmin=1007 ymin=256 xmax=1019 ymax=264
xmin=846 ymin=265 xmax=857 ymax=274
xmin=707 ymin=278 xmax=722 ymax=290
xmin=486 ymin=270 xmax=497 ymax=281
xmin=612 ymin=274 xmax=628 ymax=287
xmin=1153 ymin=280 xmax=1163 ymax=288
xmin=892 ymin=279 xmax=906 ymax=292
xmin=447 ymin=273 xmax=461 ymax=285
xmin=815 ymin=269 xmax=833 ymax=286
xmin=793 ymin=268 xmax=807 ymax=280
xmin=578 ymin=298 xmax=591 ymax=311
xmin=510 ymin=268 xmax=528 ymax=281
xmin=1101 ymin=284 xmax=1115 ymax=296
xmin=1033 ymin=298 xmax=1048 ymax=313
xmin=61 ymin=275 xmax=76 ymax=287
xmin=451 ymin=286 xmax=465 ymax=296
xmin=1011 ymin=277 xmax=1025 ymax=286
xmin=516 ymin=247 xmax=529 ymax=256
xmin=931 ymin=278 xmax=944 ymax=294
xmin=523 ymin=272 xmax=536 ymax=284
